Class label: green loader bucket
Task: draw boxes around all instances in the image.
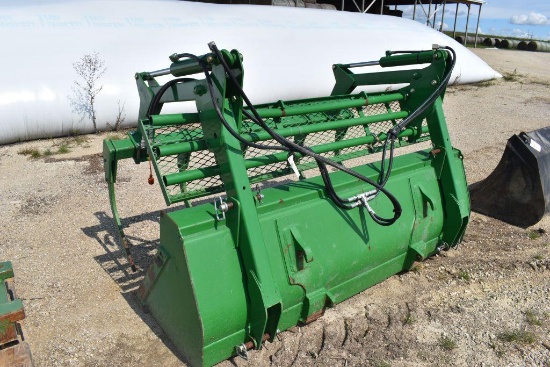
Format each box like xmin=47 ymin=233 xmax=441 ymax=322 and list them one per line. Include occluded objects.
xmin=470 ymin=127 xmax=550 ymax=228
xmin=103 ymin=43 xmax=470 ymax=366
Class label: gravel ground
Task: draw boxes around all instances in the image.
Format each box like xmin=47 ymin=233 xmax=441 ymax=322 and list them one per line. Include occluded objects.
xmin=1 ymin=48 xmax=549 ymax=367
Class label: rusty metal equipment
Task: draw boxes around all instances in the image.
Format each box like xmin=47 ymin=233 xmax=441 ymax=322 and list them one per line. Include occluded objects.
xmin=471 ymin=127 xmax=550 ymax=228
xmin=0 ymin=261 xmax=33 ymax=367
xmin=103 ymin=42 xmax=469 ymax=366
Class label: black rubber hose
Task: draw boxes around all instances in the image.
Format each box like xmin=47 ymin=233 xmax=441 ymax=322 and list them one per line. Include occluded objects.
xmin=146 ymin=77 xmax=195 ymax=118
xmin=170 ymin=53 xmax=288 ymax=152
xmin=209 ymin=42 xmax=402 ymax=224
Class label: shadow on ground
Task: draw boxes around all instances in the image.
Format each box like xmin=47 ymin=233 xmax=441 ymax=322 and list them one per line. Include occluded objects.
xmin=81 ymin=210 xmax=188 ymax=364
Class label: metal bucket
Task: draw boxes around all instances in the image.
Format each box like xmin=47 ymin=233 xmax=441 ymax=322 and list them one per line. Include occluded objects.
xmin=470 ymin=127 xmax=550 ymax=228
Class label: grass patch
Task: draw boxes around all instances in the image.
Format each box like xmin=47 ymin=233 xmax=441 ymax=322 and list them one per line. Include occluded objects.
xmin=439 ymin=335 xmax=457 ymax=351
xmin=502 ymin=70 xmax=522 ymax=82
xmin=527 ymin=229 xmax=544 ymax=240
xmin=476 ymin=80 xmax=495 ymax=88
xmin=534 ymin=254 xmax=544 ymax=260
xmin=403 ymin=314 xmax=416 ymax=325
xmin=498 ymin=330 xmax=536 ymax=344
xmin=525 ymin=310 xmax=543 ymax=326
xmin=18 ymin=146 xmax=41 ymax=158
xmin=57 ymin=144 xmax=70 ymax=154
xmin=70 ymin=134 xmax=89 ymax=146
xmin=106 ymin=133 xmax=123 ymax=141
xmin=457 ymin=270 xmax=471 ymax=281
xmin=30 ymin=150 xmax=42 ymax=158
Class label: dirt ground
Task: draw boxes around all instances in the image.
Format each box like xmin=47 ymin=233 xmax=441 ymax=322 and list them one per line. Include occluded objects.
xmin=1 ymin=48 xmax=549 ymax=367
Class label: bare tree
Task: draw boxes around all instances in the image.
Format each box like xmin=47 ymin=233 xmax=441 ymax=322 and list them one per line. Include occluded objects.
xmin=68 ymin=52 xmax=106 ymax=132
xmin=107 ymin=99 xmax=127 ymax=131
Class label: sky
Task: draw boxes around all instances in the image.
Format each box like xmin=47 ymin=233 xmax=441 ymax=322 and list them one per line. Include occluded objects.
xmin=398 ymin=0 xmax=550 ymax=40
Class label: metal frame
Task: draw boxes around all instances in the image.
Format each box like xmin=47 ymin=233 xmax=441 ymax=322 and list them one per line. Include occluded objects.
xmin=408 ymin=0 xmax=484 ymax=48
xmin=336 ymin=0 xmax=485 ymax=48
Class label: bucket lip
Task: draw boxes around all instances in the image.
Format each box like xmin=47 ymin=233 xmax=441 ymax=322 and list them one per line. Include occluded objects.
xmin=470 ymin=129 xmax=550 ymax=228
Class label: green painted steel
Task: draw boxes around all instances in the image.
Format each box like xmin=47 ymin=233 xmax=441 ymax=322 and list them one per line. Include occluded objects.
xmin=0 ymin=261 xmax=26 ymax=346
xmin=103 ymin=45 xmax=469 ymax=367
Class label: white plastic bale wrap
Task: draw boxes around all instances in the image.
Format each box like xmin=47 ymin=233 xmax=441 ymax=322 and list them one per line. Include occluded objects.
xmin=0 ymin=0 xmax=501 ymax=145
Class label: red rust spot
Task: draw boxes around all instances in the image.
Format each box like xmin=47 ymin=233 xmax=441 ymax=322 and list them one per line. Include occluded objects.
xmin=430 ymin=148 xmax=441 ymax=156
xmin=303 ymin=309 xmax=325 ymax=325
xmin=0 ymin=309 xmax=25 ymax=324
xmin=0 ymin=323 xmax=17 ymax=344
xmin=244 ymin=333 xmax=270 ymax=350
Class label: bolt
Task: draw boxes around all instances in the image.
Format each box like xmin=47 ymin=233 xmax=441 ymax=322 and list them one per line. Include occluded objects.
xmin=194 ymin=85 xmax=207 ymax=96
xmin=410 ymin=88 xmax=416 ymax=93
xmin=431 ymin=80 xmax=438 ymax=85
xmin=220 ymin=201 xmax=234 ymax=213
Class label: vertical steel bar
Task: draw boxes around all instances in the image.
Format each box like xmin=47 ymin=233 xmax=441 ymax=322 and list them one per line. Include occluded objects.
xmin=464 ymin=4 xmax=471 ymax=46
xmin=380 ymin=0 xmax=384 ymax=14
xmin=413 ymin=0 xmax=417 ymax=20
xmin=427 ymin=0 xmax=432 ymax=26
xmin=474 ymin=4 xmax=482 ymax=48
xmin=440 ymin=0 xmax=446 ymax=31
xmin=432 ymin=3 xmax=438 ymax=28
xmin=453 ymin=3 xmax=458 ymax=38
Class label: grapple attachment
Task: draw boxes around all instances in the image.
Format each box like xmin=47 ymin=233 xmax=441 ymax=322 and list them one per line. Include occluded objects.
xmin=470 ymin=127 xmax=550 ymax=228
xmin=103 ymin=43 xmax=469 ymax=366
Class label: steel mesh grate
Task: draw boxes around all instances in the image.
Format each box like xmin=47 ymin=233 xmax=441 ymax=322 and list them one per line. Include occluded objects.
xmin=142 ymin=95 xmax=430 ymax=204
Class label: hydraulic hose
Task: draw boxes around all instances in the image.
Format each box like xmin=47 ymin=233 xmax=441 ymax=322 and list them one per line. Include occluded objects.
xmin=151 ymin=43 xmax=456 ymax=226
xmin=208 ymin=42 xmax=403 ymax=225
